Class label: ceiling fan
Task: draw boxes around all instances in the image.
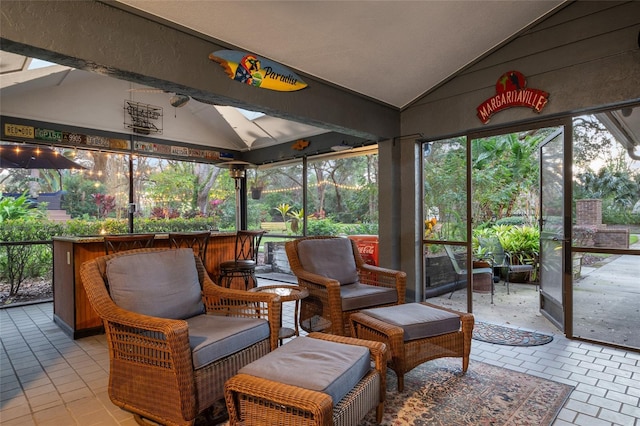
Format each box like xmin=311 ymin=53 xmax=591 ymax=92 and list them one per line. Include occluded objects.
xmin=127 ymin=88 xmax=191 ymax=108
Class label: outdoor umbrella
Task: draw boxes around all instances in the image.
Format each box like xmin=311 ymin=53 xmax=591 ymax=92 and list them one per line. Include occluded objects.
xmin=0 ymin=144 xmax=84 ymax=170
xmin=0 ymin=144 xmax=85 ymax=190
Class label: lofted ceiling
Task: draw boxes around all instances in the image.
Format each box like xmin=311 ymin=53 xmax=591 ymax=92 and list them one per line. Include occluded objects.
xmin=111 ymin=0 xmax=567 ymax=108
xmin=2 ymin=1 xmax=579 ymax=153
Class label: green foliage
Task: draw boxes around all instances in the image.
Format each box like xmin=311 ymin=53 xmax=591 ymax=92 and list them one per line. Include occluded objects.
xmin=0 ymin=219 xmax=56 ymax=296
xmin=495 ymin=216 xmax=526 ymax=226
xmin=495 ymin=225 xmax=540 ymax=254
xmin=0 ymin=193 xmax=43 ymax=222
xmin=274 ymin=203 xmax=292 ymax=224
xmin=472 ymin=224 xmax=540 ymax=257
xmin=147 ymin=164 xmax=198 ymax=214
xmin=306 ymin=219 xmax=340 ymax=236
xmin=62 ymin=173 xmax=106 ymax=218
xmin=304 ymin=218 xmax=378 ymax=237
xmin=135 ymin=217 xmax=216 ymax=233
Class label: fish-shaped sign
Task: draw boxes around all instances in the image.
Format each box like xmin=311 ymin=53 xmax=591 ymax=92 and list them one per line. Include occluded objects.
xmin=209 ymin=50 xmax=308 ymax=92
xmin=291 ymin=139 xmax=310 ymax=151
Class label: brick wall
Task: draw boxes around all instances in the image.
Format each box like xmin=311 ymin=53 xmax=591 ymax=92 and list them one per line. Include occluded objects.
xmin=594 ymin=228 xmax=629 ymax=249
xmin=576 ymin=199 xmax=602 ymax=226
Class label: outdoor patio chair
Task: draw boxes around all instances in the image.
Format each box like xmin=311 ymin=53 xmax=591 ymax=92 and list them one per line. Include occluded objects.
xmin=285 ymin=236 xmax=406 ymax=336
xmin=80 ymin=247 xmax=281 ymax=426
xmin=478 ymin=237 xmax=537 ymax=294
xmin=444 ymin=245 xmax=495 ymax=303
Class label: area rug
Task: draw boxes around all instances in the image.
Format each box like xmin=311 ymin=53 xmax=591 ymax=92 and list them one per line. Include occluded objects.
xmin=359 ymin=358 xmax=573 ymax=425
xmin=473 ymin=321 xmax=554 ymax=346
xmin=214 ymin=358 xmax=573 ymax=426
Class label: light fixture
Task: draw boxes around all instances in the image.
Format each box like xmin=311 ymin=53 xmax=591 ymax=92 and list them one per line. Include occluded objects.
xmin=218 ymin=160 xmax=255 ymax=179
xmin=217 ymin=160 xmax=256 ymax=231
xmin=331 ymin=141 xmax=352 ymax=152
xmin=169 ymin=94 xmax=190 ymax=108
xmin=229 ymin=167 xmax=245 ymax=179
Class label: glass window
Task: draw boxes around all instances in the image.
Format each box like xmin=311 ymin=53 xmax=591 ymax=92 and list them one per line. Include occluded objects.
xmin=133 ymin=156 xmax=232 ymax=232
xmin=247 ymin=161 xmax=303 ymax=235
xmin=306 ymin=150 xmax=379 ymax=236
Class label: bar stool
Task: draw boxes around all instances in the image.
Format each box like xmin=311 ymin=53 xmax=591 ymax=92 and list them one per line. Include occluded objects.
xmin=219 ymin=230 xmax=266 ymax=290
xmin=168 ymin=231 xmax=210 ymax=262
xmin=103 ymin=234 xmax=155 ymax=254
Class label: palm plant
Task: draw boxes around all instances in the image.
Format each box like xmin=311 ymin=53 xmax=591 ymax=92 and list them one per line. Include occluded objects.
xmin=274 ymin=203 xmax=292 ymax=228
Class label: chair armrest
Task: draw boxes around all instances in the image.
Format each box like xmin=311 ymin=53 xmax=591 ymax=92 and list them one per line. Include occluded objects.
xmin=357 ymin=264 xmax=407 ymax=304
xmin=293 ymin=269 xmax=342 ymax=289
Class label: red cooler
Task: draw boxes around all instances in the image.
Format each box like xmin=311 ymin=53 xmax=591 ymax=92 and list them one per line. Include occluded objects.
xmin=348 ymin=235 xmax=379 ymax=266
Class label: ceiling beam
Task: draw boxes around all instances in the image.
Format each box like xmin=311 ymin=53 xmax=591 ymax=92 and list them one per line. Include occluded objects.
xmin=0 ymin=0 xmax=399 ymax=141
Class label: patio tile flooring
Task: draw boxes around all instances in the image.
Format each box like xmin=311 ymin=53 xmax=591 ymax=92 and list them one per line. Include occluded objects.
xmin=1 ymin=283 xmax=639 ymax=425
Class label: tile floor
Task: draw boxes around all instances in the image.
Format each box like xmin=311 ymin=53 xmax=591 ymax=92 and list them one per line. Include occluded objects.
xmin=1 ymin=294 xmax=639 ymax=425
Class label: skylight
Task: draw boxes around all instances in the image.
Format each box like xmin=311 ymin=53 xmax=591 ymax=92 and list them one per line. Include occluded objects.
xmin=237 ymin=108 xmax=265 ymax=121
xmin=28 ymin=59 xmax=57 ymax=70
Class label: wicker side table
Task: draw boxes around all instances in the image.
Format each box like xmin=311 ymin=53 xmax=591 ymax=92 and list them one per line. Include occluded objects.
xmin=250 ymin=284 xmax=308 ymax=343
xmin=349 ymin=302 xmax=474 ymax=392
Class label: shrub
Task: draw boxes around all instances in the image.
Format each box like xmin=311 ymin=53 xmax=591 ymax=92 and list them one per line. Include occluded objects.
xmin=306 ymin=219 xmax=340 ymax=236
xmin=495 ymin=216 xmax=526 ymax=226
xmin=0 ymin=219 xmax=56 ymax=295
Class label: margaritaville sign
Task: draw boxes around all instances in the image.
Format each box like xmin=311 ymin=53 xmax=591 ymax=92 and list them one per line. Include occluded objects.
xmin=476 ymin=71 xmax=549 ymax=124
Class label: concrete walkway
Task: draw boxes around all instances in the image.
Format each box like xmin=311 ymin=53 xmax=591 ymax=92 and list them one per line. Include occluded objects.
xmin=572 ymin=245 xmax=640 ymax=348
xmin=432 ymin=242 xmax=640 ymax=350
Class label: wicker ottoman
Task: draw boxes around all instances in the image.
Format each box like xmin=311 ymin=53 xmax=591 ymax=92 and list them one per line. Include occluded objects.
xmin=224 ymin=333 xmax=387 ymax=426
xmin=350 ymin=302 xmax=474 ymax=392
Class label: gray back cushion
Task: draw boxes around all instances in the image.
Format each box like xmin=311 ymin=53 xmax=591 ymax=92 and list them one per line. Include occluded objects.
xmin=106 ymin=248 xmax=204 ymax=319
xmin=297 ymin=238 xmax=359 ymax=285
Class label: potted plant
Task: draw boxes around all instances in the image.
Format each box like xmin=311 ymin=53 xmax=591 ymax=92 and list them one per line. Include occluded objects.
xmin=249 ymin=172 xmax=265 ymax=200
xmin=497 ymin=225 xmax=540 ymax=282
xmin=287 ymin=208 xmax=305 ymax=233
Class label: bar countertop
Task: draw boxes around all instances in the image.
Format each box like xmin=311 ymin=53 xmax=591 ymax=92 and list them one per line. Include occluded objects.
xmin=52 ymin=231 xmax=236 ymax=244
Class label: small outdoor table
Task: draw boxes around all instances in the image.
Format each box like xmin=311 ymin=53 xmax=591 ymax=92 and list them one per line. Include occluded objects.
xmin=249 ymin=284 xmax=308 ymax=344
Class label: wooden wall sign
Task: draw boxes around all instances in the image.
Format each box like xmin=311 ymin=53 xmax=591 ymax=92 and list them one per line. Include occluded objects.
xmin=476 ymin=71 xmax=549 ymax=124
xmin=209 ymin=50 xmax=308 ymax=92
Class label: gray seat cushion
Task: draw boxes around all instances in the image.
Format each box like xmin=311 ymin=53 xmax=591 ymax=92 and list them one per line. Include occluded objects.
xmin=362 ymin=303 xmax=460 ymax=341
xmin=238 ymin=336 xmax=370 ymax=405
xmin=297 ymin=238 xmax=359 ymax=285
xmin=106 ymin=248 xmax=204 ymax=320
xmin=186 ymin=314 xmax=270 ymax=369
xmin=340 ymin=282 xmax=398 ymax=311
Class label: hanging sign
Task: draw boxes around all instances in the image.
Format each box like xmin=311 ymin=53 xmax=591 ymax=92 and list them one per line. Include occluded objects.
xmin=209 ymin=50 xmax=308 ymax=92
xmin=476 ymin=71 xmax=549 ymax=124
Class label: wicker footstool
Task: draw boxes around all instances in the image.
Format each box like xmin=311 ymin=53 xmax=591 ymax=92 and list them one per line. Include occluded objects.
xmin=350 ymin=302 xmax=474 ymax=392
xmin=224 ymin=333 xmax=387 ymax=426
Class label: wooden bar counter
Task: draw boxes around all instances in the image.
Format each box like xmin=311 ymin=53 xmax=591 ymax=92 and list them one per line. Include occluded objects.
xmin=52 ymin=232 xmax=236 ymax=339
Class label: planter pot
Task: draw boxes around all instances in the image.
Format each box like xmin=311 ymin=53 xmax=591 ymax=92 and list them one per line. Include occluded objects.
xmin=250 ymin=187 xmax=263 ymax=200
xmin=473 ymin=272 xmax=492 ymax=293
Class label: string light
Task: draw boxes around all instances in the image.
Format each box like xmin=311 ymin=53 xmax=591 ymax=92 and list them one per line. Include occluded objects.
xmin=258 ymin=180 xmax=363 ymax=194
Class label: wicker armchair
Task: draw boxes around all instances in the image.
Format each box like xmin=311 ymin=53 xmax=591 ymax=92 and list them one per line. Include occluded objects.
xmin=80 ymin=248 xmax=281 ymax=426
xmin=286 ymin=236 xmax=406 ymax=336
